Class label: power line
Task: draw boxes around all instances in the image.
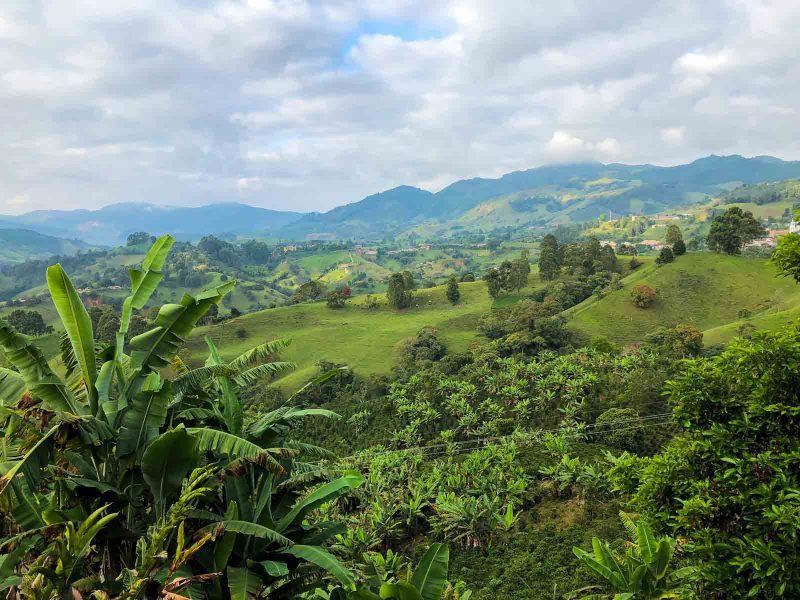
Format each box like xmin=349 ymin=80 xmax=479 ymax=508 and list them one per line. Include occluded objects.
xmin=316 ymin=412 xmax=676 ymax=467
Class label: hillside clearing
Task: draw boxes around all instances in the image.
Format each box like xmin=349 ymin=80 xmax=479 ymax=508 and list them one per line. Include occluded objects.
xmin=190 ymin=277 xmax=544 ymax=391
xmin=567 ymin=252 xmax=800 ymax=346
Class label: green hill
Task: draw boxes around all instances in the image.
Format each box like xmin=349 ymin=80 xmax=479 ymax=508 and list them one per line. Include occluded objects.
xmin=566 ymin=252 xmax=800 ymax=346
xmin=0 ymin=229 xmax=91 ymax=263
xmin=189 ymin=277 xmax=543 ymax=391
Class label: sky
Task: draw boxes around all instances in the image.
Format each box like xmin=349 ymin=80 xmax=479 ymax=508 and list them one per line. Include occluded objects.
xmin=2 ymin=0 xmax=800 ymax=215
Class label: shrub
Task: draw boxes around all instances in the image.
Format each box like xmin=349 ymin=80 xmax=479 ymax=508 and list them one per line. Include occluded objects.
xmin=672 ymin=239 xmax=686 ymax=256
xmin=326 ymin=290 xmax=348 ymax=309
xmin=655 ymin=246 xmax=675 ymax=265
xmin=630 ymin=284 xmax=656 ymax=308
xmin=595 ymin=408 xmax=643 ymax=452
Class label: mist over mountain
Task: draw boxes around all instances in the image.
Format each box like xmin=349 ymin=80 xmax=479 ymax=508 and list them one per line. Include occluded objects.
xmin=0 ymin=203 xmax=304 ymax=246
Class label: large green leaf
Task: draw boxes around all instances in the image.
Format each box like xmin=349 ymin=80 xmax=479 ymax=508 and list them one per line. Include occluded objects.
xmin=410 ymin=544 xmax=449 ymax=600
xmin=379 ymin=582 xmax=423 ymax=600
xmin=204 ymin=336 xmax=242 ymax=435
xmin=0 ymin=367 xmax=25 ymax=406
xmin=0 ymin=321 xmax=82 ymax=414
xmin=188 ymin=428 xmax=283 ymax=473
xmin=283 ymin=545 xmax=354 ymax=587
xmin=0 ymin=424 xmax=59 ymax=496
xmin=128 ymin=281 xmax=234 ymax=376
xmin=142 ymin=425 xmax=199 ymax=507
xmin=203 ymin=520 xmax=291 ymax=546
xmin=118 ymin=372 xmax=170 ymax=457
xmin=229 ymin=339 xmax=291 ymax=370
xmin=214 ymin=502 xmax=239 ymax=572
xmin=276 ymin=471 xmax=363 ymax=532
xmin=636 ymin=520 xmax=657 ymax=565
xmin=120 ymin=235 xmax=174 ymax=332
xmin=47 ymin=264 xmax=98 ymax=413
xmin=227 ymin=567 xmax=263 ymax=600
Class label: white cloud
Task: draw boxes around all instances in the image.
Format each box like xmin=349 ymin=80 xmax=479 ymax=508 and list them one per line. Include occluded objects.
xmin=1 ymin=0 xmax=800 ymax=213
xmin=660 ymin=127 xmax=685 ymax=143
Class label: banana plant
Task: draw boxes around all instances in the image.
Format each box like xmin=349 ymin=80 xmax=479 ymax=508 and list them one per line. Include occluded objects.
xmin=326 ymin=544 xmax=458 ymax=600
xmin=0 ymin=236 xmax=364 ymax=599
xmin=571 ymin=512 xmax=696 ymax=599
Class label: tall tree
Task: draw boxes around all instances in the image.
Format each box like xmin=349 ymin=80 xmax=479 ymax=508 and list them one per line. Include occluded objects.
xmin=387 ymin=272 xmax=413 ymax=309
xmin=538 ymin=234 xmax=561 ymax=280
xmin=511 ymin=250 xmax=531 ymax=290
xmin=706 ymin=207 xmax=766 ymax=254
xmin=446 ymin=275 xmax=460 ymax=304
xmin=665 ymin=223 xmax=683 ymax=245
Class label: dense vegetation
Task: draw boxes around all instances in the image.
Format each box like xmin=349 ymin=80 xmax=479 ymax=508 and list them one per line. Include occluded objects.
xmin=1 ymin=203 xmax=800 ymax=599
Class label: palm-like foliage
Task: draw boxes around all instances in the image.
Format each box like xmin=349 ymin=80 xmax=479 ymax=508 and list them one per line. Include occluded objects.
xmin=0 ymin=236 xmax=362 ymax=599
xmin=571 ymin=512 xmax=695 ymax=599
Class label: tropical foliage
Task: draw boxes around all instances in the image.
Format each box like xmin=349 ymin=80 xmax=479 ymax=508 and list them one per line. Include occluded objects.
xmin=0 ymin=236 xmax=363 ymax=599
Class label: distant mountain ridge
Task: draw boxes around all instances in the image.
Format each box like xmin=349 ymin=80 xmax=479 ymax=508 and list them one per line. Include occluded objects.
xmin=0 ymin=202 xmax=304 ymax=246
xmin=0 ymin=229 xmax=92 ymax=264
xmin=280 ymin=154 xmax=800 ymax=239
xmin=4 ymin=154 xmax=800 ymax=244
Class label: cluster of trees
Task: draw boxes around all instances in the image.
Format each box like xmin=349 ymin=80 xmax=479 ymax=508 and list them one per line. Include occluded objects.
xmin=538 ymin=236 xmax=618 ymax=282
xmin=483 ymin=251 xmax=531 ymax=298
xmin=706 ymin=206 xmax=767 ymax=254
xmin=3 ymin=309 xmax=52 ymax=337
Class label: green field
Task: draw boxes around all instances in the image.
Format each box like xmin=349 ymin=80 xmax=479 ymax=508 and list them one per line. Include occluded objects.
xmin=567 ymin=252 xmax=800 ymax=346
xmin=189 ymin=277 xmax=544 ymax=391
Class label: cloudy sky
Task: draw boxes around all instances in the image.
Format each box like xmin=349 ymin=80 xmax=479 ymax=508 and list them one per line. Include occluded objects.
xmin=2 ymin=0 xmax=800 ymax=214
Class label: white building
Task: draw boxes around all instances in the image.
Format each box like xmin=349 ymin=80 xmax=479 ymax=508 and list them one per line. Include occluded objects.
xmin=791 ymin=218 xmax=799 ymax=234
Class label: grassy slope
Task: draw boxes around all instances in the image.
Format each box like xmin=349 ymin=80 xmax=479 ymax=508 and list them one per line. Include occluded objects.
xmin=567 ymin=252 xmax=800 ymax=346
xmin=190 ymin=277 xmax=544 ymax=391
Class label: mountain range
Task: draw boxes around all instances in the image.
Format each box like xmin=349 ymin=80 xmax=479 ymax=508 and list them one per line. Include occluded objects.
xmin=0 ymin=203 xmax=303 ymax=246
xmin=3 ymin=154 xmax=800 ymax=247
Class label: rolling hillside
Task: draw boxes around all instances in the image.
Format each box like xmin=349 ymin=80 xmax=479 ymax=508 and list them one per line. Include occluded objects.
xmin=566 ymin=252 xmax=800 ymax=346
xmin=189 ymin=276 xmax=544 ymax=391
xmin=0 ymin=229 xmax=92 ymax=263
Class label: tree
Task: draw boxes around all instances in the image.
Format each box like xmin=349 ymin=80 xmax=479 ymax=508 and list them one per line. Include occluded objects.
xmin=672 ymin=238 xmax=687 ymax=256
xmin=126 ymin=231 xmax=152 ymax=246
xmin=665 ymin=223 xmax=683 ymax=245
xmin=446 ymin=275 xmax=460 ymax=304
xmin=401 ymin=269 xmax=416 ymax=290
xmin=538 ymin=234 xmax=561 ymax=280
xmin=644 ymin=324 xmax=703 ymax=357
xmin=511 ymin=250 xmax=531 ymax=290
xmin=617 ymin=324 xmax=800 ymax=598
xmin=655 ymin=246 xmax=674 ymax=265
xmin=326 ymin=290 xmax=348 ymax=308
xmin=484 ymin=268 xmax=503 ymax=299
xmin=387 ymin=272 xmax=414 ymax=309
xmin=630 ymin=284 xmax=656 ymax=308
xmin=706 ymin=206 xmax=767 ymax=254
xmin=5 ymin=309 xmax=52 ymax=336
xmin=772 ymin=229 xmax=800 ymax=283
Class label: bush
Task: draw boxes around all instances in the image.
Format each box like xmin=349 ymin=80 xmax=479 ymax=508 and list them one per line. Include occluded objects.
xmin=655 ymin=247 xmax=675 ymax=265
xmin=630 ymin=284 xmax=656 ymax=308
xmin=672 ymin=239 xmax=686 ymax=256
xmin=628 ymin=257 xmax=642 ymax=270
xmin=326 ymin=290 xmax=348 ymax=309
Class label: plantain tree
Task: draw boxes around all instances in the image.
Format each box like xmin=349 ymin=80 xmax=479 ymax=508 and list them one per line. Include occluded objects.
xmin=0 ymin=235 xmax=362 ymax=599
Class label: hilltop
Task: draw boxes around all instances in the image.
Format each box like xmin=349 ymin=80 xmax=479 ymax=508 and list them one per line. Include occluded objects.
xmin=567 ymin=252 xmax=800 ymax=346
